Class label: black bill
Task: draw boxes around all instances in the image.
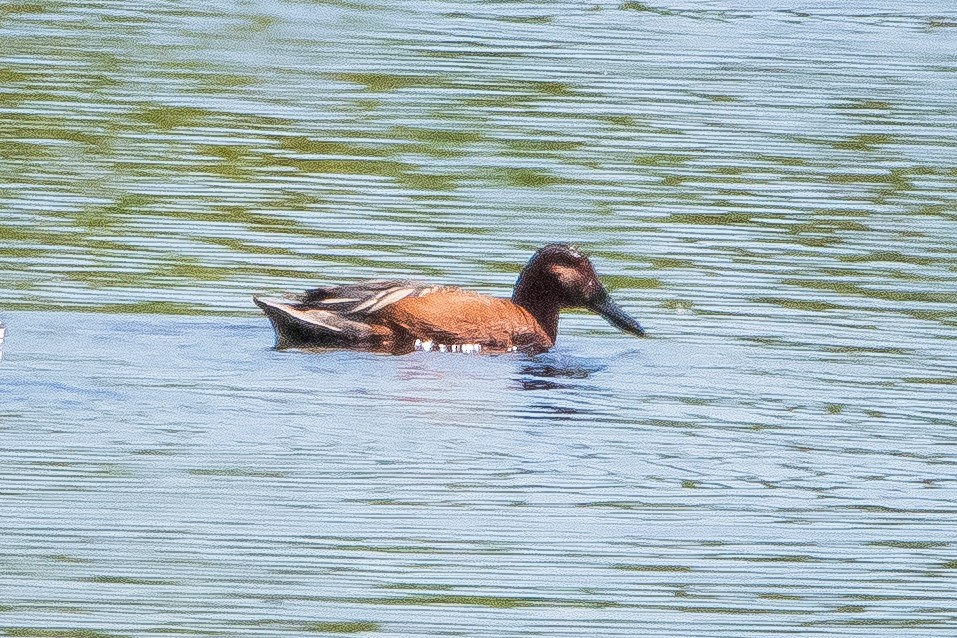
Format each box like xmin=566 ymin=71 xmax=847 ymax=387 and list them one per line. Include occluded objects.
xmin=588 ymin=292 xmax=646 ymax=337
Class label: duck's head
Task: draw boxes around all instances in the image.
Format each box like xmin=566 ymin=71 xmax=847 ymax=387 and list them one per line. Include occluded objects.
xmin=512 ymin=244 xmax=646 ymax=339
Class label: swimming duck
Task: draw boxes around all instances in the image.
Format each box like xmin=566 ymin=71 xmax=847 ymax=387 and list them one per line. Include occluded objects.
xmin=254 ymin=244 xmax=646 ymax=354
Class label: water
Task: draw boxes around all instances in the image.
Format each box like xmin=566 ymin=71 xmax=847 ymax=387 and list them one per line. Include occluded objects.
xmin=2 ymin=1 xmax=956 ymax=636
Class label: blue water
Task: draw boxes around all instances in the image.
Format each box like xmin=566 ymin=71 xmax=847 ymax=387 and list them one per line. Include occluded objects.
xmin=2 ymin=0 xmax=957 ymax=635
xmin=2 ymin=310 xmax=955 ymax=636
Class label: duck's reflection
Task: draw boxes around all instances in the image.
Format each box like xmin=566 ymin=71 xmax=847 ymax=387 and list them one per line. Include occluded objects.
xmin=514 ymin=353 xmax=605 ymax=391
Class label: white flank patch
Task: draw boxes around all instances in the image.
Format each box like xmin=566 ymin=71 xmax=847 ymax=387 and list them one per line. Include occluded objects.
xmin=414 ymin=339 xmax=482 ymax=354
xmin=415 ymin=339 xmax=434 ymax=352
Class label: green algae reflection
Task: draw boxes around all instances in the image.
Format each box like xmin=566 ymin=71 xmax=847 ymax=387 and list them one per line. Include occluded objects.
xmin=330 ymin=589 xmax=619 ymax=609
xmin=304 ymin=622 xmax=381 ymax=634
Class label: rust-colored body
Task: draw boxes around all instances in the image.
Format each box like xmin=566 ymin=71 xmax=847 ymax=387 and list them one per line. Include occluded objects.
xmin=254 ymin=244 xmax=646 ymax=354
xmin=382 ymin=290 xmax=552 ymax=353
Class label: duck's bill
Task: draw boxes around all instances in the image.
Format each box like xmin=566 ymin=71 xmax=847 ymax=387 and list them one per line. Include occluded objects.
xmin=589 ymin=293 xmax=646 ymax=337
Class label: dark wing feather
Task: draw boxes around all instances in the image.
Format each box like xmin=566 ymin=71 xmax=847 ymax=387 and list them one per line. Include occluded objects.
xmin=254 ymin=296 xmax=380 ymax=348
xmin=255 ymin=280 xmax=448 ymax=349
xmin=300 ymin=280 xmax=447 ymax=317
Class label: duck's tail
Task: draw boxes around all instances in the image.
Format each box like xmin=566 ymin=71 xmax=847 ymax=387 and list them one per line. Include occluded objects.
xmin=253 ymin=297 xmax=388 ymax=349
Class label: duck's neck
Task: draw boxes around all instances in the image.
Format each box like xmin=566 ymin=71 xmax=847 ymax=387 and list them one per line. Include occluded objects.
xmin=512 ymin=275 xmax=561 ymax=344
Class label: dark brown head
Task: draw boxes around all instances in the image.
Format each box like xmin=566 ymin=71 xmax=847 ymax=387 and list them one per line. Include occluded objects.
xmin=512 ymin=244 xmax=646 ymax=342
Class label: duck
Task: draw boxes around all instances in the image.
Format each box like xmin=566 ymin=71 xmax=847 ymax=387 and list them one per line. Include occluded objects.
xmin=254 ymin=244 xmax=646 ymax=354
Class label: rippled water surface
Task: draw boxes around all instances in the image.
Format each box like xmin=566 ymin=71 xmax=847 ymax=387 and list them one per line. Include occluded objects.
xmin=2 ymin=1 xmax=956 ymax=636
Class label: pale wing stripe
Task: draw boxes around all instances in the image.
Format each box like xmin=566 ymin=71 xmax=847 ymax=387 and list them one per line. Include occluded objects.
xmin=256 ymin=298 xmax=346 ymax=333
xmin=350 ymin=286 xmax=416 ymax=313
xmin=299 ymin=310 xmax=344 ymax=332
xmin=363 ymin=287 xmax=421 ymax=314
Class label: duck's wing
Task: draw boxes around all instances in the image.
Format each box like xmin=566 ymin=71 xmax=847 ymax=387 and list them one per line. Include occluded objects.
xmin=299 ymin=280 xmax=448 ymax=316
xmin=254 ymin=280 xmax=447 ymax=349
xmin=253 ymin=296 xmax=384 ymax=349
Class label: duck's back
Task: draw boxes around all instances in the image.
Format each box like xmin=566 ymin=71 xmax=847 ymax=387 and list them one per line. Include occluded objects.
xmin=255 ymin=281 xmax=550 ymax=353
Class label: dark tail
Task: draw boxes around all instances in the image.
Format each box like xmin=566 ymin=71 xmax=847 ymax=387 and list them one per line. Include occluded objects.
xmin=253 ymin=297 xmax=380 ymax=349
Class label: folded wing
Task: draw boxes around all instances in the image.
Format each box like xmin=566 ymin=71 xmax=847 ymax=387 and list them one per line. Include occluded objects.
xmin=254 ymin=280 xmax=446 ymax=349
